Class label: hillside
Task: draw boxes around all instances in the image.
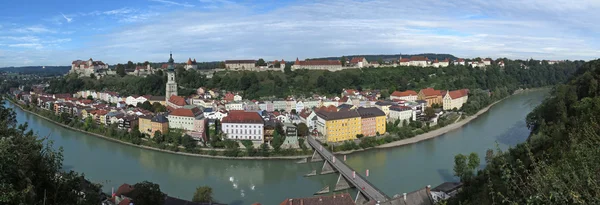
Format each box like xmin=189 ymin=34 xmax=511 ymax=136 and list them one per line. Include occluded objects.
xmin=449 ymin=60 xmax=600 ymax=204
xmin=309 ymin=53 xmax=458 ymax=62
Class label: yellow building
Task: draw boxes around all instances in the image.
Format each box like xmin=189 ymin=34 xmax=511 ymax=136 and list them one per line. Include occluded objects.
xmin=418 ymin=88 xmax=443 ymax=107
xmin=139 ymin=116 xmax=153 ymax=135
xmin=150 ymin=114 xmax=169 ymax=137
xmin=316 ymin=110 xmax=362 ymax=142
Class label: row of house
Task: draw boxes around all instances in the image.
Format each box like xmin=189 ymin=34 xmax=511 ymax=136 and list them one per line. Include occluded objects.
xmin=314 ymin=107 xmax=387 ymax=142
xmin=391 ymin=88 xmax=469 ymax=110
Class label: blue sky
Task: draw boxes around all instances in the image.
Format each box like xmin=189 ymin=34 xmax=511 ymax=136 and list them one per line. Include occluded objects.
xmin=0 ymin=0 xmax=599 ymax=67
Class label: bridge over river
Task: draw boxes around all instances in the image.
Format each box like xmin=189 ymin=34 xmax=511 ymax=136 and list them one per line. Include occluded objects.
xmin=303 ymin=136 xmax=390 ymax=204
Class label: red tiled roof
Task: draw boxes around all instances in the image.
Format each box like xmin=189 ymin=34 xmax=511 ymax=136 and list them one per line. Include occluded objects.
xmin=170 ymin=107 xmax=201 ymax=117
xmin=399 ymin=58 xmax=410 ymax=62
xmin=187 ymin=58 xmax=193 ymax=65
xmin=391 ymin=90 xmax=418 ymax=97
xmin=118 ymin=198 xmax=131 ymax=205
xmin=456 ymin=58 xmax=465 ymax=62
xmin=410 ymin=56 xmax=428 ymax=61
xmin=441 ymin=58 xmax=450 ymax=62
xmin=338 ymin=96 xmax=349 ymax=103
xmin=350 ymin=57 xmax=365 ymax=64
xmin=168 ymin=95 xmax=187 ymax=106
xmin=296 ymin=60 xmax=341 ymax=66
xmin=420 ymin=88 xmax=442 ymax=97
xmin=221 ymin=112 xmax=264 ymax=124
xmin=371 ymin=61 xmax=379 ymax=64
xmin=95 ymin=110 xmax=109 ymax=116
xmin=299 ymin=109 xmax=312 ymax=119
xmin=433 ymin=59 xmax=439 ymax=63
xmin=446 ymin=89 xmax=469 ymax=99
xmin=318 ymin=105 xmax=338 ymax=113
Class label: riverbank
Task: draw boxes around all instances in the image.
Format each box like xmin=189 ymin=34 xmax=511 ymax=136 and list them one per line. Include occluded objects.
xmin=6 ymin=88 xmax=541 ymax=159
xmin=6 ymin=100 xmax=310 ymax=160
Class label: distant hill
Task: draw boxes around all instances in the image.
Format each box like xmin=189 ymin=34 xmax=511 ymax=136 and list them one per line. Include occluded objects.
xmin=309 ymin=53 xmax=458 ymax=62
xmin=0 ymin=66 xmax=70 ymax=75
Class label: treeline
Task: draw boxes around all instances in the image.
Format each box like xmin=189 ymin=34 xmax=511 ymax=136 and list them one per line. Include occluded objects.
xmin=0 ymin=66 xmax=70 ymax=76
xmin=448 ymin=60 xmax=600 ymax=204
xmin=47 ymin=60 xmax=581 ymax=100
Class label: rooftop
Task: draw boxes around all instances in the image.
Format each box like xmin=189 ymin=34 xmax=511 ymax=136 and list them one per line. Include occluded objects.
xmin=316 ymin=109 xmax=360 ymax=121
xmin=279 ymin=193 xmax=355 ymax=205
xmin=356 ymin=107 xmax=386 ymax=118
xmin=222 ymin=111 xmax=264 ymax=124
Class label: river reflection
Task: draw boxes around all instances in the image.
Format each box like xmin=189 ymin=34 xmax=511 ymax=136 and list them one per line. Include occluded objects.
xmin=5 ymin=89 xmax=549 ymax=204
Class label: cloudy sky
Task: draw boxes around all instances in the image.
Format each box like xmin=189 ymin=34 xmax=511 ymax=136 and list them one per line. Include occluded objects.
xmin=0 ymin=0 xmax=599 ymax=67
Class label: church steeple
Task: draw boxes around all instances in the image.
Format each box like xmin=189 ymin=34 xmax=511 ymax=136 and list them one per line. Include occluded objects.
xmin=168 ymin=51 xmax=174 ymax=64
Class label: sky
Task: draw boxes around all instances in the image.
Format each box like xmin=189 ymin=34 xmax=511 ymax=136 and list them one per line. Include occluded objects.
xmin=0 ymin=0 xmax=599 ymax=67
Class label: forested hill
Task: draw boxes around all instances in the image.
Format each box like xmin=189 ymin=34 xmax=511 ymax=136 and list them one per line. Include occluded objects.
xmin=309 ymin=53 xmax=458 ymax=61
xmin=0 ymin=66 xmax=70 ymax=75
xmin=449 ymin=60 xmax=600 ymax=204
xmin=46 ymin=59 xmax=582 ymax=99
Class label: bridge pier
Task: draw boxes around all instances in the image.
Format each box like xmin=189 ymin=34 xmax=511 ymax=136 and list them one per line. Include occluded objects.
xmin=314 ymin=186 xmax=330 ymax=195
xmin=296 ymin=158 xmax=308 ymax=164
xmin=304 ymin=170 xmax=317 ymax=177
xmin=311 ymin=150 xmax=323 ymax=162
xmin=355 ymin=191 xmax=370 ymax=205
xmin=334 ymin=174 xmax=354 ymax=191
xmin=321 ymin=161 xmax=337 ymax=175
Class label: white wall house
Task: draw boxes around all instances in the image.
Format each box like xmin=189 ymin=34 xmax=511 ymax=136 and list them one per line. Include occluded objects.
xmin=388 ymin=106 xmax=415 ymax=124
xmin=221 ymin=112 xmax=264 ymax=141
xmin=167 ymin=107 xmax=203 ymax=131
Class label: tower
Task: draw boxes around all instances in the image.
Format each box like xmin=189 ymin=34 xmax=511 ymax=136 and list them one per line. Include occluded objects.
xmin=165 ymin=52 xmax=178 ymax=99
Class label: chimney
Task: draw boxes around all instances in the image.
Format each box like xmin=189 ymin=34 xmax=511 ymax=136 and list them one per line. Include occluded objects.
xmin=403 ymin=193 xmax=407 ymax=201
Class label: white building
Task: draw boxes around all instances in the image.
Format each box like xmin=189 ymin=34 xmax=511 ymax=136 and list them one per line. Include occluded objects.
xmin=225 ymin=102 xmax=244 ymax=111
xmin=350 ymin=57 xmax=369 ymax=68
xmin=233 ymin=94 xmax=243 ymax=102
xmin=388 ymin=106 xmax=415 ymax=124
xmin=409 ymin=56 xmax=429 ymax=67
xmin=453 ymin=58 xmax=465 ymax=66
xmin=221 ymin=112 xmax=265 ymax=142
xmin=292 ymin=58 xmax=343 ymax=71
xmin=167 ymin=107 xmax=204 ymax=131
xmin=184 ymin=58 xmax=198 ymax=70
xmin=390 ymin=90 xmax=418 ymax=102
xmin=442 ymin=89 xmax=469 ymax=110
xmin=70 ymin=58 xmax=108 ymax=77
xmin=225 ymin=60 xmax=256 ymax=70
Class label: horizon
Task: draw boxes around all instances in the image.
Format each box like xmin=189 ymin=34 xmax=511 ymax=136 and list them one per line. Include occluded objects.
xmin=1 ymin=0 xmax=599 ymax=67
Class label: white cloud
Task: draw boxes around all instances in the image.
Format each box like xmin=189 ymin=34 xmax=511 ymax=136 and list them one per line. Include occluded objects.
xmin=60 ymin=13 xmax=73 ymax=23
xmin=12 ymin=25 xmax=56 ymax=34
xmin=149 ymin=0 xmax=195 ymax=7
xmin=9 ymin=43 xmax=43 ymax=49
xmin=2 ymin=0 xmax=600 ymax=67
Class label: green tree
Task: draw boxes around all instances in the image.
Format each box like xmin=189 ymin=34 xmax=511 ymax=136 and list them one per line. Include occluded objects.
xmin=424 ymin=107 xmax=436 ymax=120
xmin=152 ymin=102 xmax=166 ymax=113
xmin=139 ymin=101 xmax=153 ymax=111
xmin=453 ymin=154 xmax=469 ymax=182
xmin=297 ymin=123 xmax=309 ymax=137
xmin=89 ymin=73 xmax=96 ymax=79
xmin=181 ymin=134 xmax=197 ymax=151
xmin=340 ymin=56 xmax=347 ymax=66
xmin=153 ymin=131 xmax=164 ymax=144
xmin=241 ymin=140 xmax=256 ymax=156
xmin=467 ymin=152 xmax=480 ymax=172
xmin=256 ymin=58 xmax=266 ymax=66
xmin=116 ymin=64 xmax=126 ymax=77
xmin=130 ymin=181 xmax=165 ymax=205
xmin=259 ymin=143 xmax=270 ymax=157
xmin=192 ymin=186 xmax=214 ymax=203
xmin=271 ymin=129 xmax=285 ymax=152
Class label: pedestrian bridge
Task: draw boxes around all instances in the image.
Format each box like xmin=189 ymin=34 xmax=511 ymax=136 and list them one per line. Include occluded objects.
xmin=302 ymin=136 xmax=390 ymax=204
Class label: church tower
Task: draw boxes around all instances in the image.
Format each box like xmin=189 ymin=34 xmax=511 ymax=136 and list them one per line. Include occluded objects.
xmin=165 ymin=52 xmax=178 ymax=99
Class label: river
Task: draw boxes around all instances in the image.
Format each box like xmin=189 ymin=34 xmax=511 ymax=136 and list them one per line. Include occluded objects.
xmin=5 ymin=89 xmax=549 ymax=205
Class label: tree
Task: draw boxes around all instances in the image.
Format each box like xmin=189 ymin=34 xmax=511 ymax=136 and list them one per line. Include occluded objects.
xmin=453 ymin=154 xmax=469 ymax=182
xmin=424 ymin=107 xmax=436 ymax=120
xmin=87 ymin=95 xmax=93 ymax=100
xmin=89 ymin=73 xmax=96 ymax=79
xmin=0 ymin=98 xmax=103 ymax=205
xmin=152 ymin=102 xmax=166 ymax=113
xmin=297 ymin=123 xmax=309 ymax=137
xmin=241 ymin=140 xmax=256 ymax=156
xmin=340 ymin=56 xmax=347 ymax=66
xmin=139 ymin=101 xmax=153 ymax=111
xmin=259 ymin=143 xmax=270 ymax=156
xmin=256 ymin=58 xmax=266 ymax=66
xmin=182 ymin=135 xmax=197 ymax=151
xmin=153 ymin=131 xmax=164 ymax=144
xmin=192 ymin=186 xmax=214 ymax=203
xmin=356 ymin=134 xmax=365 ymax=139
xmin=116 ymin=64 xmax=126 ymax=77
xmin=271 ymin=129 xmax=285 ymax=152
xmin=217 ymin=62 xmax=226 ymax=69
xmin=467 ymin=152 xmax=480 ymax=172
xmin=130 ymin=181 xmax=165 ymax=205
xmin=127 ymin=61 xmax=135 ymax=70
xmin=284 ymin=63 xmax=292 ymax=74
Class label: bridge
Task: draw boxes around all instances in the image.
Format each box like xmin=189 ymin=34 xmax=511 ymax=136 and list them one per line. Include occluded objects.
xmin=302 ymin=136 xmax=390 ymax=204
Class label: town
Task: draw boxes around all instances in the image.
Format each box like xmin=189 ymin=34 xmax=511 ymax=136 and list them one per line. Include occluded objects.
xmin=9 ymin=53 xmax=485 ymax=153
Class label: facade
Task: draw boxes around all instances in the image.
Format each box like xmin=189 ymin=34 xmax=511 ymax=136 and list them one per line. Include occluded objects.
xmin=356 ymin=107 xmax=386 ymax=137
xmin=418 ymin=88 xmax=443 ymax=107
xmin=221 ymin=111 xmax=265 ymax=142
xmin=453 ymin=58 xmax=465 ymax=65
xmin=350 ymin=57 xmax=369 ymax=68
xmin=151 ymin=114 xmax=169 ymax=137
xmin=390 ymin=90 xmax=418 ymax=101
xmin=292 ymin=58 xmax=343 ymax=71
xmin=442 ymin=89 xmax=469 ymax=110
xmin=273 ymin=100 xmax=287 ymax=111
xmin=225 ymin=102 xmax=244 ymax=111
xmin=138 ymin=116 xmax=153 ymax=135
xmin=409 ymin=56 xmax=429 ymax=67
xmin=225 ymin=60 xmax=256 ymax=70
xmin=167 ymin=107 xmax=203 ymax=131
xmin=388 ymin=106 xmax=415 ymax=124
xmin=439 ymin=58 xmax=450 ymax=67
xmin=70 ymin=58 xmax=108 ymax=77
xmin=184 ymin=58 xmax=198 ymax=70
xmin=315 ymin=110 xmax=361 ymax=142
xmin=283 ymin=123 xmax=298 ymax=148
